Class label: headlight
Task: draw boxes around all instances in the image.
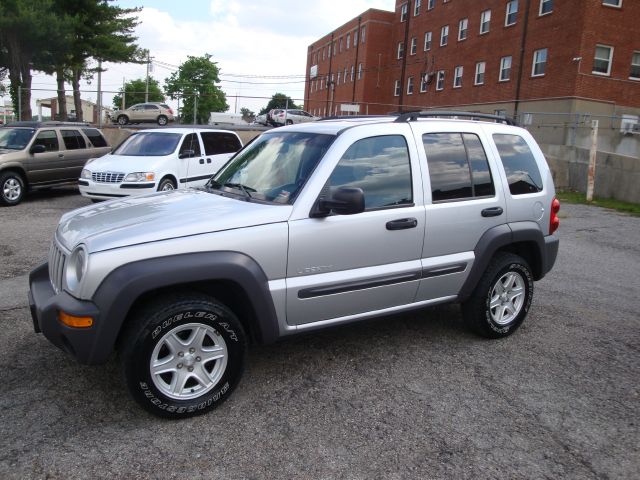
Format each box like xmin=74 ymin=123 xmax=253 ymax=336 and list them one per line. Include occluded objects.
xmin=65 ymin=245 xmax=88 ymax=294
xmin=81 ymin=169 xmax=92 ymax=179
xmin=124 ymin=172 xmax=155 ymax=182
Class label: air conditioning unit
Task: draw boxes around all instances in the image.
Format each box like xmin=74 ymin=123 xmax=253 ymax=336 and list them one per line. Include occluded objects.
xmin=620 ymin=114 xmax=639 ymax=134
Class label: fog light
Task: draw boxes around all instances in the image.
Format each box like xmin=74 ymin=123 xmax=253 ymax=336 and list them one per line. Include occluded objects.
xmin=58 ymin=311 xmax=93 ymax=328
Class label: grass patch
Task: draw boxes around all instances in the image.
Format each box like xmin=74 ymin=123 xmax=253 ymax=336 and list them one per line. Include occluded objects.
xmin=556 ymin=190 xmax=640 ymax=216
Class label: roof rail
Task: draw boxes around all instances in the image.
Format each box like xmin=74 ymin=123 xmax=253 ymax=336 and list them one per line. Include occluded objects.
xmin=394 ymin=110 xmax=517 ymax=126
xmin=316 ymin=115 xmax=391 ymax=122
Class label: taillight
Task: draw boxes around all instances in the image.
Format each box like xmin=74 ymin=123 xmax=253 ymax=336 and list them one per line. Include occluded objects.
xmin=168 ymin=108 xmax=173 ymax=115
xmin=550 ymin=197 xmax=560 ymax=234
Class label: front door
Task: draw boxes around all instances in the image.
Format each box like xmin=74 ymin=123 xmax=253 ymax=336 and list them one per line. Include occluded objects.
xmin=26 ymin=129 xmax=66 ymax=185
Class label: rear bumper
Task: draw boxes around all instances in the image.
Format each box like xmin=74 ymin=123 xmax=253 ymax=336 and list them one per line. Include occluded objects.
xmin=542 ymin=234 xmax=559 ymax=276
xmin=29 ymin=262 xmax=104 ymax=364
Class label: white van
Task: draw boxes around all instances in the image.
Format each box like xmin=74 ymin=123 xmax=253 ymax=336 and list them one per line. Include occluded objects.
xmin=79 ymin=128 xmax=242 ymax=200
xmin=208 ymin=112 xmax=248 ymax=126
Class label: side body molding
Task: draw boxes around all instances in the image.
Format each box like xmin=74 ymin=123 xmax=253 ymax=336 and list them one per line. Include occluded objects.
xmin=92 ymin=251 xmax=281 ymax=361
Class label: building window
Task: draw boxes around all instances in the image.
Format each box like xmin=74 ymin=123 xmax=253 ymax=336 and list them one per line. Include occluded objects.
xmin=358 ymin=63 xmax=363 ymax=80
xmin=440 ymin=25 xmax=449 ymax=46
xmin=346 ymin=33 xmax=351 ymax=49
xmin=339 ymin=37 xmax=343 ymax=53
xmin=532 ymin=48 xmax=548 ymax=76
xmin=475 ymin=62 xmax=485 ymax=85
xmin=397 ymin=42 xmax=404 ymax=59
xmin=458 ymin=18 xmax=468 ymax=41
xmin=480 ymin=10 xmax=491 ymax=34
xmin=420 ymin=74 xmax=428 ymax=92
xmin=394 ymin=80 xmax=401 ymax=96
xmin=410 ymin=37 xmax=417 ymax=55
xmin=500 ymin=56 xmax=512 ymax=81
xmin=336 ymin=70 xmax=340 ymax=86
xmin=631 ymin=51 xmax=640 ymax=79
xmin=407 ymin=76 xmax=414 ymax=95
xmin=505 ymin=0 xmax=518 ymax=26
xmin=361 ymin=26 xmax=366 ymax=43
xmin=593 ymin=45 xmax=614 ymax=75
xmin=428 ymin=0 xmax=435 ymax=10
xmin=602 ymin=0 xmax=622 ymax=6
xmin=539 ymin=0 xmax=553 ymax=15
xmin=350 ymin=65 xmax=355 ymax=81
xmin=424 ymin=31 xmax=432 ymax=51
xmin=354 ymin=29 xmax=358 ymax=45
xmin=343 ymin=69 xmax=347 ymax=83
xmin=414 ymin=0 xmax=421 ymax=16
xmin=453 ymin=66 xmax=463 ymax=88
xmin=333 ymin=41 xmax=337 ymax=56
xmin=436 ymin=70 xmax=445 ymax=90
xmin=322 ymin=48 xmax=325 ymax=61
xmin=401 ymin=3 xmax=408 ymax=22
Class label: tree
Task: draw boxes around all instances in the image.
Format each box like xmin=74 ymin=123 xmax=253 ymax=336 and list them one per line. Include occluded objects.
xmin=164 ymin=54 xmax=228 ymax=124
xmin=259 ymin=93 xmax=300 ymax=115
xmin=113 ymin=78 xmax=164 ymax=109
xmin=240 ymin=107 xmax=255 ymax=123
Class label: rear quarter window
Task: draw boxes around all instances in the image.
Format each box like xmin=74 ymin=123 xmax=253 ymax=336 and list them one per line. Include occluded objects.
xmin=82 ymin=128 xmax=108 ymax=148
xmin=61 ymin=129 xmax=86 ymax=150
xmin=493 ymin=134 xmax=543 ymax=195
xmin=201 ymin=132 xmax=242 ymax=155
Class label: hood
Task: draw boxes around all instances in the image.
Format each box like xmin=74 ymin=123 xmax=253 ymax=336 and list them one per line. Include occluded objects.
xmin=85 ymin=153 xmax=169 ymax=173
xmin=57 ymin=189 xmax=292 ymax=252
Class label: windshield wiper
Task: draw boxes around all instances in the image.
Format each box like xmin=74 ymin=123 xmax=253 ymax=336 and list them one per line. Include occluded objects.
xmin=223 ymin=182 xmax=256 ymax=199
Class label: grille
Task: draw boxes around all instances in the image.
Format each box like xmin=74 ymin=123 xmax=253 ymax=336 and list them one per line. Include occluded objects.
xmin=49 ymin=240 xmax=67 ymax=294
xmin=92 ymin=172 xmax=125 ymax=183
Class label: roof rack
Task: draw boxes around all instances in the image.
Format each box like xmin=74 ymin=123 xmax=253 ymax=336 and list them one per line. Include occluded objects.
xmin=394 ymin=110 xmax=517 ymax=126
xmin=3 ymin=121 xmax=92 ymax=128
xmin=316 ymin=115 xmax=391 ymax=122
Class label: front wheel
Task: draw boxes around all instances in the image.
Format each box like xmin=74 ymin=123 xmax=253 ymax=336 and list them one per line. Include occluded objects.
xmin=117 ymin=115 xmax=129 ymax=126
xmin=462 ymin=252 xmax=534 ymax=339
xmin=120 ymin=294 xmax=247 ymax=418
xmin=157 ymin=177 xmax=176 ymax=191
xmin=157 ymin=115 xmax=168 ymax=126
xmin=0 ymin=171 xmax=26 ymax=206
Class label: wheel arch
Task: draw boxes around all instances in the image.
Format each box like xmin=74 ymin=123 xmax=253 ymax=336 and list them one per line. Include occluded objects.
xmin=158 ymin=174 xmax=178 ymax=188
xmin=0 ymin=165 xmax=29 ymax=188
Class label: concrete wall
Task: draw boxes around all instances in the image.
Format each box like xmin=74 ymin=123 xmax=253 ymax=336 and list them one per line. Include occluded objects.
xmin=542 ymin=144 xmax=640 ymax=204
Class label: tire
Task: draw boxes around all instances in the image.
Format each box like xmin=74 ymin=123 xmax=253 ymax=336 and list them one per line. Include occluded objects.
xmin=157 ymin=115 xmax=168 ymax=126
xmin=0 ymin=171 xmax=26 ymax=206
xmin=90 ymin=199 xmax=103 ymax=203
xmin=119 ymin=293 xmax=247 ymax=418
xmin=117 ymin=115 xmax=129 ymax=125
xmin=462 ymin=252 xmax=534 ymax=339
xmin=157 ymin=177 xmax=176 ymax=192
xmin=286 ymin=120 xmax=293 ymax=125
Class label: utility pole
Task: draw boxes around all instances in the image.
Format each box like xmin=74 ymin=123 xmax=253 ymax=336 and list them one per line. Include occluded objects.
xmin=121 ymin=77 xmax=126 ymax=110
xmin=97 ymin=60 xmax=102 ymax=127
xmin=145 ymin=50 xmax=151 ymax=102
xmin=18 ymin=86 xmax=21 ymax=121
xmin=193 ymin=94 xmax=197 ymax=124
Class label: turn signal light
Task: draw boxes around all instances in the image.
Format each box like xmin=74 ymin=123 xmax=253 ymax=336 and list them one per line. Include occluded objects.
xmin=550 ymin=197 xmax=561 ymax=234
xmin=58 ymin=311 xmax=93 ymax=328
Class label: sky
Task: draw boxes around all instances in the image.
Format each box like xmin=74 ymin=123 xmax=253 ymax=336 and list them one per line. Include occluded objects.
xmin=22 ymin=0 xmax=395 ymax=117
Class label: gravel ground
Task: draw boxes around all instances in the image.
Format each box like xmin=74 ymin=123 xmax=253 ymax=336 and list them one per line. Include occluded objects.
xmin=0 ymin=189 xmax=638 ymax=479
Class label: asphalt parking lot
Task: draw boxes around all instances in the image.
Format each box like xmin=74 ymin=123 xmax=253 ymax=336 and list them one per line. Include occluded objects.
xmin=0 ymin=187 xmax=638 ymax=479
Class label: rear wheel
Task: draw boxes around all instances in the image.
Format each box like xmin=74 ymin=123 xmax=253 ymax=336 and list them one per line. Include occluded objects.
xmin=157 ymin=115 xmax=168 ymax=126
xmin=462 ymin=252 xmax=534 ymax=338
xmin=0 ymin=171 xmax=26 ymax=206
xmin=120 ymin=293 xmax=247 ymax=418
xmin=117 ymin=115 xmax=129 ymax=126
xmin=286 ymin=119 xmax=293 ymax=125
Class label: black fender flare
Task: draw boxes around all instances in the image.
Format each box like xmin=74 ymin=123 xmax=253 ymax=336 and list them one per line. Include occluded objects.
xmin=91 ymin=251 xmax=280 ymax=362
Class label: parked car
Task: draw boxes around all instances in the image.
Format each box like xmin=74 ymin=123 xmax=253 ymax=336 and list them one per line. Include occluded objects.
xmin=30 ymin=112 xmax=559 ymax=418
xmin=110 ymin=103 xmax=174 ymax=126
xmin=266 ymin=108 xmax=283 ymax=126
xmin=0 ymin=121 xmax=110 ymax=206
xmin=78 ymin=128 xmax=242 ymax=201
xmin=253 ymin=114 xmax=268 ymax=126
xmin=208 ymin=112 xmax=248 ymax=127
xmin=272 ymin=109 xmax=319 ymax=126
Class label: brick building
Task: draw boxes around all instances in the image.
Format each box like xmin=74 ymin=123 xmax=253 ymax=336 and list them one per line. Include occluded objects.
xmin=305 ymin=0 xmax=640 ymax=127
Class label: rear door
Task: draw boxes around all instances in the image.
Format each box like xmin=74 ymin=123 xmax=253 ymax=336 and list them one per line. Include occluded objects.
xmin=59 ymin=129 xmax=90 ymax=180
xmin=143 ymin=104 xmax=161 ymax=122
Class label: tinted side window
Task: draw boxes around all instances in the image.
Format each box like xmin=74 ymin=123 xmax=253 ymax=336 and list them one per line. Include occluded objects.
xmin=144 ymin=104 xmax=158 ymax=110
xmin=328 ymin=135 xmax=412 ymax=210
xmin=493 ymin=134 xmax=543 ymax=195
xmin=423 ymin=132 xmax=495 ymax=202
xmin=33 ymin=130 xmax=59 ymax=151
xmin=61 ymin=130 xmax=86 ymax=150
xmin=82 ymin=128 xmax=108 ymax=148
xmin=201 ymin=132 xmax=242 ymax=155
xmin=179 ymin=133 xmax=201 ymax=156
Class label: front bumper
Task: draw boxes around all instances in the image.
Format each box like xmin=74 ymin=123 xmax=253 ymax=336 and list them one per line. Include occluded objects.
xmin=78 ymin=179 xmax=156 ymax=199
xmin=29 ymin=262 xmax=104 ymax=364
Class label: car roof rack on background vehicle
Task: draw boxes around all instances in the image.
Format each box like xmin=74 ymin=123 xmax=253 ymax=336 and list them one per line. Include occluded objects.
xmin=4 ymin=121 xmax=92 ymax=128
xmin=394 ymin=110 xmax=517 ymax=126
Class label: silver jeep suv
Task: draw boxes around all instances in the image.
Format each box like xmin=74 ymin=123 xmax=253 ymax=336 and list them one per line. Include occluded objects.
xmin=29 ymin=112 xmax=560 ymax=418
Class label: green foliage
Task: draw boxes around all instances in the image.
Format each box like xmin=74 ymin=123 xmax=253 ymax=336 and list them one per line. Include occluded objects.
xmin=240 ymin=107 xmax=255 ymax=123
xmin=112 ymin=78 xmax=164 ymax=109
xmin=164 ymin=54 xmax=228 ymax=124
xmin=556 ymin=189 xmax=640 ymax=216
xmin=259 ymin=93 xmax=300 ymax=115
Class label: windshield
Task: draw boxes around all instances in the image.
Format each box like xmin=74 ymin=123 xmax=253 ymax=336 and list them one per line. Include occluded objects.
xmin=211 ymin=132 xmax=335 ymax=204
xmin=0 ymin=128 xmax=36 ymax=150
xmin=113 ymin=132 xmax=181 ymax=156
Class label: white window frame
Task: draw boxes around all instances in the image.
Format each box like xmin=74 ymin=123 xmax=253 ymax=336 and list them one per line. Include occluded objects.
xmin=401 ymin=3 xmax=408 ymax=22
xmin=424 ymin=31 xmax=432 ymax=51
xmin=539 ymin=0 xmax=553 ymax=16
xmin=436 ymin=70 xmax=445 ymax=91
xmin=358 ymin=63 xmax=363 ymax=80
xmin=410 ymin=37 xmax=417 ymax=55
xmin=414 ymin=0 xmax=421 ymax=16
xmin=532 ymin=48 xmax=548 ymax=77
xmin=397 ymin=42 xmax=404 ymax=59
xmin=500 ymin=56 xmax=512 ymax=81
xmin=480 ymin=10 xmax=491 ymax=34
xmin=458 ymin=18 xmax=468 ymax=41
xmin=630 ymin=51 xmax=640 ymax=80
xmin=602 ymin=0 xmax=622 ymax=7
xmin=394 ymin=80 xmax=401 ymax=96
xmin=354 ymin=29 xmax=358 ymax=45
xmin=440 ymin=25 xmax=449 ymax=46
xmin=420 ymin=74 xmax=428 ymax=92
xmin=505 ymin=0 xmax=518 ymax=26
xmin=475 ymin=62 xmax=486 ymax=85
xmin=453 ymin=66 xmax=463 ymax=88
xmin=336 ymin=70 xmax=340 ymax=86
xmin=361 ymin=26 xmax=366 ymax=44
xmin=428 ymin=0 xmax=435 ymax=10
xmin=343 ymin=69 xmax=347 ymax=83
xmin=339 ymin=37 xmax=343 ymax=53
xmin=346 ymin=33 xmax=351 ymax=49
xmin=350 ymin=65 xmax=355 ymax=82
xmin=592 ymin=44 xmax=614 ymax=76
xmin=407 ymin=76 xmax=414 ymax=95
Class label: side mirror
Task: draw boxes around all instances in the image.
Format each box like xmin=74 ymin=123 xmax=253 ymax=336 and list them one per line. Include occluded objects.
xmin=311 ymin=187 xmax=365 ymax=218
xmin=179 ymin=149 xmax=195 ymax=159
xmin=30 ymin=144 xmax=46 ymax=154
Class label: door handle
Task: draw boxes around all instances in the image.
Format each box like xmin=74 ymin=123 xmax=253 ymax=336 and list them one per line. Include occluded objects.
xmin=58 ymin=153 xmax=64 ymax=158
xmin=481 ymin=207 xmax=503 ymax=217
xmin=206 ymin=158 xmax=212 ymax=164
xmin=386 ymin=218 xmax=418 ymax=230
xmin=199 ymin=158 xmax=204 ymax=164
